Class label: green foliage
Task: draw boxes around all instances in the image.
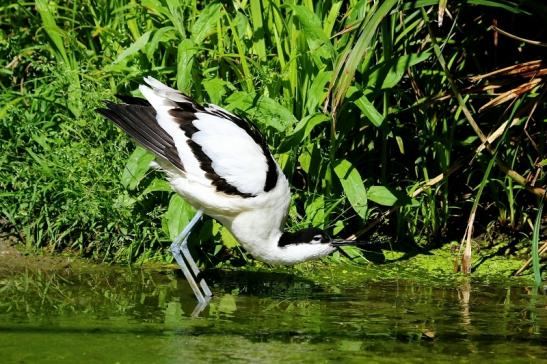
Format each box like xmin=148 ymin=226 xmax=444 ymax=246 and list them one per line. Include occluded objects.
xmin=1 ymin=0 xmax=545 ymax=270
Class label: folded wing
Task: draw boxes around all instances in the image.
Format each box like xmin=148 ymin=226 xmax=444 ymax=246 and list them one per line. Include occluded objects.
xmin=97 ymin=77 xmax=279 ymax=199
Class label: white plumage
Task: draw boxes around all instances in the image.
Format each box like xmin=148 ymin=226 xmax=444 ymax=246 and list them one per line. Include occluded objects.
xmin=98 ymin=77 xmax=357 ymax=306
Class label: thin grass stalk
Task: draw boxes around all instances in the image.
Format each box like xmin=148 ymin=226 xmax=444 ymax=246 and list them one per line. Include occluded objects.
xmin=531 ymin=193 xmax=545 ymax=285
xmin=460 ymin=157 xmax=495 ymax=274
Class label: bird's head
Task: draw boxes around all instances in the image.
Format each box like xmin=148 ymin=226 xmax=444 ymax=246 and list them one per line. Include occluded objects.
xmin=275 ymin=227 xmax=363 ymax=265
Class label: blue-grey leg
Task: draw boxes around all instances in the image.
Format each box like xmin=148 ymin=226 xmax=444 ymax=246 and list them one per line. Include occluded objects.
xmin=170 ymin=209 xmax=212 ymax=307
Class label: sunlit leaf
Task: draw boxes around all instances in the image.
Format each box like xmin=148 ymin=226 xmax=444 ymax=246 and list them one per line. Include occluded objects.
xmin=121 ymin=146 xmax=154 ymax=190
xmin=226 ymin=91 xmax=296 ymax=131
xmin=278 ymin=114 xmax=329 ymax=152
xmin=368 ymin=186 xmax=398 ymax=206
xmin=366 ymin=52 xmax=431 ymax=89
xmin=164 ymin=194 xmax=195 ymax=241
xmin=250 ymin=0 xmax=266 ymax=59
xmin=330 ymin=0 xmax=398 ymax=113
xmin=306 ymin=195 xmax=325 ymax=228
xmin=203 ymin=78 xmax=229 ymax=104
xmin=221 ymin=227 xmax=239 ymax=248
xmin=334 ymin=159 xmax=368 ymax=220
xmin=146 ymin=27 xmax=177 ymax=60
xmin=139 ymin=178 xmax=172 ymax=198
xmin=177 ymin=38 xmax=195 ymax=92
xmin=191 ymin=3 xmax=222 ymax=43
xmin=114 ymin=31 xmax=151 ymax=64
xmin=35 ymin=0 xmax=68 ymax=64
xmin=290 ymin=5 xmax=334 ymax=59
xmin=355 ymin=95 xmax=384 ymax=127
xmin=306 ymin=69 xmax=332 ymax=113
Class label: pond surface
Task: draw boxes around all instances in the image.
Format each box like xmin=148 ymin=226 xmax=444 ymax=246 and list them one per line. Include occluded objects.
xmin=1 ymin=266 xmax=546 ymax=363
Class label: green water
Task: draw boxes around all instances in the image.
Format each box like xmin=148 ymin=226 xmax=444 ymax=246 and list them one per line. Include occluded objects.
xmin=1 ymin=267 xmax=546 ymax=363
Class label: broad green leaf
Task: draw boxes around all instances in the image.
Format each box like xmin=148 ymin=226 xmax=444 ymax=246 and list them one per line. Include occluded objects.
xmin=305 ymin=195 xmax=325 ymax=228
xmin=306 ymin=70 xmax=332 ymax=113
xmin=114 ymin=31 xmax=151 ymax=64
xmin=113 ymin=192 xmax=136 ymax=210
xmin=164 ymin=194 xmax=195 ymax=241
xmin=142 ymin=0 xmax=168 ymax=15
xmin=146 ymin=27 xmax=177 ymax=60
xmin=278 ymin=114 xmax=329 ymax=152
xmin=191 ymin=3 xmax=222 ymax=44
xmin=165 ymin=0 xmax=186 ymax=37
xmin=221 ymin=227 xmax=239 ymax=248
xmin=276 ymin=152 xmax=290 ymax=171
xmin=121 ymin=147 xmax=154 ymax=190
xmin=139 ymin=178 xmax=172 ymax=198
xmin=203 ymin=78 xmax=229 ymax=104
xmin=334 ymin=159 xmax=368 ymax=220
xmin=333 ymin=220 xmax=345 ymax=235
xmin=290 ymin=5 xmax=334 ymax=59
xmin=368 ymin=186 xmax=398 ymax=206
xmin=366 ymin=52 xmax=431 ymax=89
xmin=298 ymin=144 xmax=313 ymax=174
xmin=226 ymin=91 xmax=296 ymax=131
xmin=355 ymin=95 xmax=384 ymax=127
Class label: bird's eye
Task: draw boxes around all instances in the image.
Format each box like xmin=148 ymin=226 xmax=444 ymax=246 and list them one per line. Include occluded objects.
xmin=312 ymin=235 xmax=322 ymax=242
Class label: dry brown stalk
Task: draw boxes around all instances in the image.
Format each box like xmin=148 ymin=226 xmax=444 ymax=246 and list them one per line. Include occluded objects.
xmin=478 ymin=78 xmax=542 ymax=112
xmin=490 ymin=25 xmax=547 ymax=48
xmin=468 ymin=60 xmax=543 ymax=82
xmin=475 ymin=117 xmax=521 ymax=154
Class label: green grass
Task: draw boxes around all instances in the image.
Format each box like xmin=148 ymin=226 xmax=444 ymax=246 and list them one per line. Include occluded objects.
xmin=0 ymin=1 xmax=545 ymax=275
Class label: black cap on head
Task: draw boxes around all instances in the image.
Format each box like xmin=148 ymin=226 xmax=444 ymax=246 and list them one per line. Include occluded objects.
xmin=278 ymin=228 xmax=331 ymax=247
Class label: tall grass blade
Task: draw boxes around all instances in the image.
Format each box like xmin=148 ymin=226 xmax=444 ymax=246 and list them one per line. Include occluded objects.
xmin=191 ymin=3 xmax=222 ymax=44
xmin=35 ymin=0 xmax=69 ymax=64
xmin=330 ymin=0 xmax=398 ymax=115
xmin=531 ymin=195 xmax=544 ymax=286
xmin=250 ymin=0 xmax=267 ymax=60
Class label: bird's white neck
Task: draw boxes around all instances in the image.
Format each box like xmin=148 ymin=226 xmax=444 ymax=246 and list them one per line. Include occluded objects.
xmin=224 ymin=214 xmax=335 ymax=265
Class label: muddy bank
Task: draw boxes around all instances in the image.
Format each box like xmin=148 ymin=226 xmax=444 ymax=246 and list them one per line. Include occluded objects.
xmin=0 ymin=236 xmax=87 ymax=276
xmin=0 ymin=234 xmax=538 ymax=287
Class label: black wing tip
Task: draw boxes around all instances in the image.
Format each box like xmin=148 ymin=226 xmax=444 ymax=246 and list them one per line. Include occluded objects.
xmin=96 ymin=105 xmax=114 ymax=118
xmin=116 ymin=94 xmax=151 ymax=106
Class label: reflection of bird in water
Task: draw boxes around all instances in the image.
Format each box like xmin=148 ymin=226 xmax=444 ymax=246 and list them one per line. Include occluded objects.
xmin=98 ymin=77 xmax=359 ymax=310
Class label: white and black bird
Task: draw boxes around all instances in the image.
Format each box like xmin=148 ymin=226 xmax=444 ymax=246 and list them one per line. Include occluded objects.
xmin=98 ymin=77 xmax=359 ymax=306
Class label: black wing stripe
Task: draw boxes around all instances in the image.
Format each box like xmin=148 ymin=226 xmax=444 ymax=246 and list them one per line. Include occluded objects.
xmin=167 ymin=108 xmax=255 ymax=198
xmin=98 ymin=90 xmax=279 ymax=197
xmin=206 ymin=107 xmax=278 ymax=192
xmin=97 ymin=102 xmax=185 ymax=171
